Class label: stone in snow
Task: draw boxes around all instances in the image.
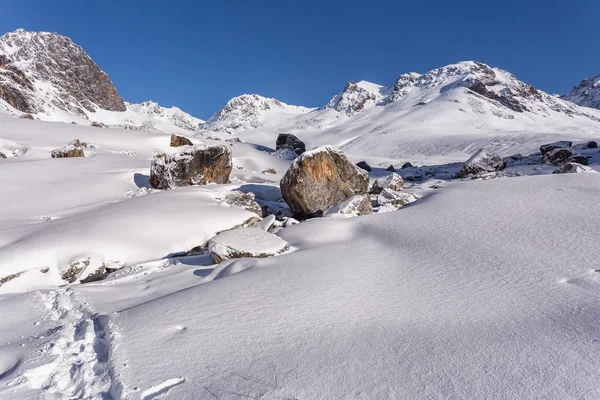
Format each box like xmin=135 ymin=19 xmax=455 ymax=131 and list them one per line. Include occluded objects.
xmin=325 ymin=194 xmax=373 ymax=218
xmin=386 ymin=165 xmax=395 ymax=172
xmin=356 ymin=161 xmax=372 ymax=172
xmin=377 ymin=188 xmax=418 ymax=208
xmin=369 ymin=172 xmax=404 ymax=194
xmin=276 ymin=133 xmax=306 ymax=156
xmin=552 ymin=162 xmax=598 ymax=174
xmin=280 ymin=146 xmax=369 ymax=219
xmin=540 ymin=141 xmax=572 ymax=155
xmin=219 ymin=190 xmax=264 ymax=217
xmin=586 ymin=141 xmax=598 ymax=149
xmin=402 ymin=162 xmax=414 ymax=169
xmin=170 ymin=133 xmax=193 ymax=147
xmin=51 ymin=139 xmax=85 ymax=158
xmin=208 ymin=228 xmax=290 ymax=263
xmin=542 ymin=148 xmax=573 ymax=165
xmin=454 ymin=149 xmax=506 ymax=178
xmin=149 ymin=144 xmax=232 ymax=190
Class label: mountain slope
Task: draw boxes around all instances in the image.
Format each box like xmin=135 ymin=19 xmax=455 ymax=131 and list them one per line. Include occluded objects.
xmin=563 ymin=75 xmax=600 ymax=109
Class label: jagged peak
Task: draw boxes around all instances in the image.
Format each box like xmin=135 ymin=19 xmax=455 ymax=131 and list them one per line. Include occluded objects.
xmin=563 ymin=75 xmax=600 ymax=110
xmin=327 ymin=79 xmax=389 ymax=114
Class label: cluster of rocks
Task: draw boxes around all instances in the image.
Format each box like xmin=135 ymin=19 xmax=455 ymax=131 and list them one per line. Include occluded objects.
xmin=51 ymin=139 xmax=85 ymax=158
xmin=540 ymin=141 xmax=591 ymax=167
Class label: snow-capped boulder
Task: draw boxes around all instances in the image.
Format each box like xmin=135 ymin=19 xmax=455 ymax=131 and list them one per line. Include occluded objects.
xmin=552 ymin=162 xmax=598 ymax=174
xmin=540 ymin=141 xmax=572 ymax=155
xmin=454 ymin=149 xmax=506 ymax=178
xmin=149 ymin=144 xmax=232 ymax=189
xmin=280 ymin=146 xmax=369 ymax=219
xmin=356 ymin=161 xmax=372 ymax=172
xmin=376 ymin=188 xmax=418 ymax=208
xmin=208 ymin=228 xmax=290 ymax=263
xmin=218 ymin=190 xmax=263 ymax=217
xmin=325 ymin=194 xmax=372 ymax=218
xmin=369 ymin=172 xmax=404 ymax=194
xmin=542 ymin=148 xmax=573 ymax=165
xmin=276 ymin=133 xmax=306 ymax=156
xmin=170 ymin=133 xmax=193 ymax=147
xmin=51 ymin=139 xmax=85 ymax=158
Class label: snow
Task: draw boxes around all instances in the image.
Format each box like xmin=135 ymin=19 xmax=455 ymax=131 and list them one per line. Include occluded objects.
xmin=208 ymin=228 xmax=290 ymax=262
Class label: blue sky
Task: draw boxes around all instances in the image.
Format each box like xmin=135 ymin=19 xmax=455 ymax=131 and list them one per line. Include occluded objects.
xmin=1 ymin=0 xmax=599 ymax=119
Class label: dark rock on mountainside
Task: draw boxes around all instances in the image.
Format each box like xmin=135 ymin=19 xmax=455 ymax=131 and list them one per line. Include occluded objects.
xmin=386 ymin=165 xmax=395 ymax=172
xmin=276 ymin=133 xmax=306 ymax=156
xmin=542 ymin=148 xmax=573 ymax=165
xmin=356 ymin=161 xmax=372 ymax=172
xmin=280 ymin=146 xmax=369 ymax=219
xmin=540 ymin=141 xmax=572 ymax=155
xmin=402 ymin=162 xmax=414 ymax=169
xmin=454 ymin=149 xmax=506 ymax=178
xmin=586 ymin=141 xmax=598 ymax=149
xmin=170 ymin=133 xmax=193 ymax=147
xmin=149 ymin=145 xmax=232 ymax=189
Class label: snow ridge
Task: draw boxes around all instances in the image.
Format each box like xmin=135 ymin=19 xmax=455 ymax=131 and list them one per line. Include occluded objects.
xmin=563 ymin=75 xmax=600 ymax=110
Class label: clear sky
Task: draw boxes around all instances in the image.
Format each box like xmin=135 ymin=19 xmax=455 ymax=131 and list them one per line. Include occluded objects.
xmin=1 ymin=0 xmax=599 ymax=119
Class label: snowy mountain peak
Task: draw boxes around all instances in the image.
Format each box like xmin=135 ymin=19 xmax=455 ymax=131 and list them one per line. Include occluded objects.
xmin=0 ymin=29 xmax=125 ymax=116
xmin=563 ymin=75 xmax=600 ymax=110
xmin=125 ymin=101 xmax=204 ymax=132
xmin=327 ymin=80 xmax=389 ymax=115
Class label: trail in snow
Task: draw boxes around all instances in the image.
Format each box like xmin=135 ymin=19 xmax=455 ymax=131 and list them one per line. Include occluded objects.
xmin=23 ymin=288 xmax=121 ymax=399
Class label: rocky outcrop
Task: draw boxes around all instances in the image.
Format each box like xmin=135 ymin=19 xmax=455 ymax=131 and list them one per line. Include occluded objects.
xmin=586 ymin=141 xmax=598 ymax=149
xmin=170 ymin=133 xmax=193 ymax=147
xmin=325 ymin=194 xmax=372 ymax=218
xmin=542 ymin=148 xmax=573 ymax=165
xmin=369 ymin=172 xmax=404 ymax=194
xmin=149 ymin=144 xmax=232 ymax=189
xmin=276 ymin=133 xmax=306 ymax=156
xmin=402 ymin=162 xmax=414 ymax=169
xmin=377 ymin=188 xmax=418 ymax=208
xmin=454 ymin=149 xmax=506 ymax=178
xmin=356 ymin=161 xmax=372 ymax=172
xmin=51 ymin=139 xmax=85 ymax=158
xmin=386 ymin=165 xmax=395 ymax=172
xmin=208 ymin=228 xmax=290 ymax=263
xmin=91 ymin=121 xmax=106 ymax=128
xmin=19 ymin=113 xmax=33 ymax=119
xmin=540 ymin=141 xmax=572 ymax=155
xmin=553 ymin=162 xmax=597 ymax=174
xmin=280 ymin=146 xmax=369 ymax=219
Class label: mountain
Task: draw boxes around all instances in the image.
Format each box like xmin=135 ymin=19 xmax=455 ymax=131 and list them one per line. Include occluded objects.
xmin=563 ymin=75 xmax=600 ymax=110
xmin=198 ymin=61 xmax=600 ymax=161
xmin=0 ymin=29 xmax=202 ymax=132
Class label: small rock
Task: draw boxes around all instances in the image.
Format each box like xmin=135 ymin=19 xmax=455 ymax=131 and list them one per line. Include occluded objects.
xmin=170 ymin=133 xmax=193 ymax=147
xmin=356 ymin=161 xmax=372 ymax=172
xmin=276 ymin=133 xmax=306 ymax=156
xmin=149 ymin=144 xmax=232 ymax=189
xmin=542 ymin=148 xmax=573 ymax=165
xmin=20 ymin=113 xmax=34 ymax=120
xmin=0 ymin=152 xmax=6 ymax=159
xmin=369 ymin=172 xmax=404 ymax=194
xmin=566 ymin=155 xmax=588 ymax=165
xmin=208 ymin=228 xmax=290 ymax=263
xmin=401 ymin=162 xmax=413 ymax=169
xmin=262 ymin=168 xmax=278 ymax=174
xmin=220 ymin=191 xmax=264 ymax=217
xmin=553 ymin=162 xmax=597 ymax=174
xmin=377 ymin=188 xmax=418 ymax=208
xmin=91 ymin=121 xmax=106 ymax=128
xmin=586 ymin=141 xmax=598 ymax=149
xmin=51 ymin=139 xmax=85 ymax=158
xmin=325 ymin=194 xmax=372 ymax=218
xmin=386 ymin=164 xmax=395 ymax=172
xmin=454 ymin=149 xmax=506 ymax=178
xmin=540 ymin=141 xmax=572 ymax=155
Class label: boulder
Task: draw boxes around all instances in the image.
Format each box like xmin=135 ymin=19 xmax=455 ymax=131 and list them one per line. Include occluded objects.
xmin=149 ymin=144 xmax=232 ymax=189
xmin=276 ymin=133 xmax=306 ymax=156
xmin=325 ymin=194 xmax=372 ymax=218
xmin=208 ymin=228 xmax=290 ymax=263
xmin=262 ymin=168 xmax=278 ymax=174
xmin=91 ymin=121 xmax=106 ymax=128
xmin=219 ymin=190 xmax=263 ymax=217
xmin=170 ymin=133 xmax=193 ymax=147
xmin=0 ymin=152 xmax=6 ymax=159
xmin=356 ymin=161 xmax=372 ymax=172
xmin=377 ymin=188 xmax=418 ymax=208
xmin=542 ymin=148 xmax=573 ymax=165
xmin=567 ymin=155 xmax=589 ymax=165
xmin=51 ymin=139 xmax=85 ymax=158
xmin=586 ymin=141 xmax=598 ymax=149
xmin=540 ymin=141 xmax=572 ymax=155
xmin=454 ymin=149 xmax=506 ymax=178
xmin=553 ymin=162 xmax=598 ymax=174
xmin=19 ymin=113 xmax=34 ymax=120
xmin=369 ymin=172 xmax=404 ymax=194
xmin=280 ymin=146 xmax=369 ymax=219
xmin=401 ymin=162 xmax=414 ymax=169
xmin=386 ymin=164 xmax=395 ymax=172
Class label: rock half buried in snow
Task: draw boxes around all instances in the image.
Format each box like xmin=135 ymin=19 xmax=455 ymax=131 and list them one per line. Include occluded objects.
xmin=540 ymin=141 xmax=572 ymax=155
xmin=208 ymin=228 xmax=290 ymax=263
xmin=218 ymin=190 xmax=264 ymax=217
xmin=149 ymin=144 xmax=232 ymax=189
xmin=553 ymin=162 xmax=598 ymax=174
xmin=369 ymin=172 xmax=404 ymax=194
xmin=542 ymin=148 xmax=573 ymax=165
xmin=276 ymin=133 xmax=306 ymax=156
xmin=280 ymin=146 xmax=369 ymax=219
xmin=356 ymin=161 xmax=372 ymax=172
xmin=170 ymin=133 xmax=193 ymax=147
xmin=325 ymin=194 xmax=372 ymax=218
xmin=51 ymin=139 xmax=85 ymax=158
xmin=377 ymin=188 xmax=418 ymax=208
xmin=454 ymin=149 xmax=506 ymax=178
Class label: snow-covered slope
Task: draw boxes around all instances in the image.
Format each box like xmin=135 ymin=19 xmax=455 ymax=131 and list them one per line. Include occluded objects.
xmin=0 ymin=29 xmax=202 ymax=133
xmin=563 ymin=74 xmax=600 ymax=109
xmin=200 ymin=61 xmax=600 ymax=165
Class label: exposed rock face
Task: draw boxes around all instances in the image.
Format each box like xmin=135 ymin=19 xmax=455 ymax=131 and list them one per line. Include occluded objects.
xmin=170 ymin=133 xmax=193 ymax=147
xmin=553 ymin=162 xmax=598 ymax=174
xmin=377 ymin=188 xmax=418 ymax=208
xmin=567 ymin=155 xmax=588 ymax=165
xmin=276 ymin=133 xmax=306 ymax=156
xmin=280 ymin=146 xmax=369 ymax=219
xmin=454 ymin=149 xmax=506 ymax=178
xmin=327 ymin=80 xmax=386 ymax=115
xmin=563 ymin=75 xmax=600 ymax=109
xmin=149 ymin=145 xmax=232 ymax=189
xmin=51 ymin=139 xmax=85 ymax=158
xmin=369 ymin=173 xmax=404 ymax=194
xmin=0 ymin=29 xmax=125 ymax=115
xmin=325 ymin=194 xmax=372 ymax=218
xmin=208 ymin=228 xmax=290 ymax=263
xmin=219 ymin=190 xmax=264 ymax=217
xmin=542 ymin=148 xmax=573 ymax=165
xmin=356 ymin=161 xmax=372 ymax=172
xmin=540 ymin=141 xmax=572 ymax=155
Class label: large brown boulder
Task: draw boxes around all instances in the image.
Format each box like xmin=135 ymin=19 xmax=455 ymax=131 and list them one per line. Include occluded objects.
xmin=280 ymin=146 xmax=369 ymax=219
xmin=51 ymin=139 xmax=85 ymax=158
xmin=170 ymin=133 xmax=193 ymax=147
xmin=149 ymin=144 xmax=232 ymax=189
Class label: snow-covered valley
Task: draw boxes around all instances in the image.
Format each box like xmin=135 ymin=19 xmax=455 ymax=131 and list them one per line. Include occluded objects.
xmin=1 ymin=28 xmax=600 ymax=399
